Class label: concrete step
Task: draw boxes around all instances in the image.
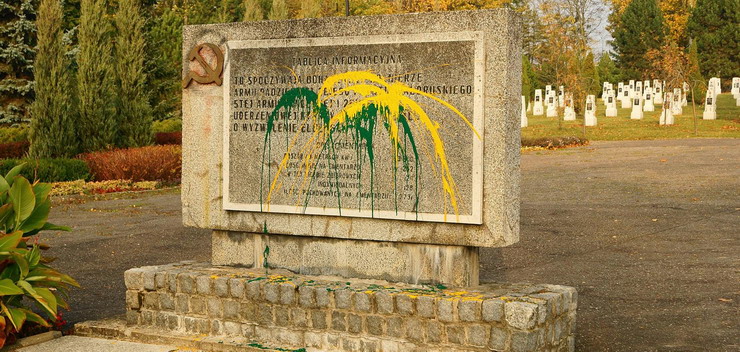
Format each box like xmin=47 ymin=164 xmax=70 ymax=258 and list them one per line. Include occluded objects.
xmin=74 ymin=317 xmax=303 ymax=352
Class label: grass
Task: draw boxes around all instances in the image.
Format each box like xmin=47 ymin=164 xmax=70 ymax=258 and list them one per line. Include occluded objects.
xmin=522 ymin=93 xmax=739 ymax=141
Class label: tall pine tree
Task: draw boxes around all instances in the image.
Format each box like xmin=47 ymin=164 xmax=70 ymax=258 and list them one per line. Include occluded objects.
xmin=243 ymin=0 xmax=265 ymax=21
xmin=30 ymin=0 xmax=77 ymax=157
xmin=596 ymin=52 xmax=620 ymax=85
xmin=612 ymin=0 xmax=666 ymax=80
xmin=115 ymin=0 xmax=151 ymax=147
xmin=76 ymin=0 xmax=115 ymax=152
xmin=0 ymin=0 xmax=36 ymax=124
xmin=146 ymin=6 xmax=182 ymax=121
xmin=268 ymin=0 xmax=288 ymax=20
xmin=687 ymin=0 xmax=739 ymax=87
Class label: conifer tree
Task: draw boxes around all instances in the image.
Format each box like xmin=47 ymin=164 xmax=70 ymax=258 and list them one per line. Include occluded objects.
xmin=611 ymin=0 xmax=666 ymax=80
xmin=268 ymin=0 xmax=288 ymax=20
xmin=298 ymin=0 xmax=322 ymax=18
xmin=0 ymin=0 xmax=36 ymax=124
xmin=686 ymin=40 xmax=706 ymax=104
xmin=521 ymin=56 xmax=534 ymax=101
xmin=686 ymin=0 xmax=739 ymax=86
xmin=596 ymin=52 xmax=620 ymax=85
xmin=146 ymin=7 xmax=182 ymax=121
xmin=29 ymin=0 xmax=78 ymax=157
xmin=76 ymin=0 xmax=115 ymax=152
xmin=243 ymin=0 xmax=265 ymax=21
xmin=115 ymin=0 xmax=151 ymax=147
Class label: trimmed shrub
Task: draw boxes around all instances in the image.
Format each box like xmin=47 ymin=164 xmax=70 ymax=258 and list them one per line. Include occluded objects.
xmin=0 ymin=126 xmax=28 ymax=144
xmin=521 ymin=136 xmax=589 ymax=149
xmin=80 ymin=145 xmax=181 ymax=182
xmin=152 ymin=118 xmax=182 ymax=133
xmin=154 ymin=131 xmax=181 ymax=145
xmin=0 ymin=141 xmax=30 ymax=159
xmin=0 ymin=158 xmax=90 ymax=182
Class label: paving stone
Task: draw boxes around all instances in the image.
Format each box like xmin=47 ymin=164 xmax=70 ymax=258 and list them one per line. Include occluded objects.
xmin=459 ymin=299 xmax=482 ymax=322
xmin=214 ymin=277 xmax=230 ymax=297
xmin=228 ymin=278 xmax=245 ymax=298
xmin=196 ymin=275 xmax=212 ymax=295
xmin=417 ymin=296 xmax=435 ymax=318
xmin=279 ymin=283 xmax=296 ymax=305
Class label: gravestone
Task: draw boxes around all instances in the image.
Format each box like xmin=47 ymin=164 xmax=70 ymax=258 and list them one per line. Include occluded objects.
xmin=546 ymin=90 xmax=557 ymax=117
xmin=584 ymin=95 xmax=597 ymax=126
xmin=671 ymin=88 xmax=683 ymax=115
xmin=605 ymin=92 xmax=617 ymax=117
xmin=654 ymin=81 xmax=663 ymax=105
xmin=661 ymin=93 xmax=675 ymax=125
xmin=521 ymin=95 xmax=528 ymax=127
xmin=558 ymin=85 xmax=565 ymax=107
xmin=534 ymin=88 xmax=544 ymax=115
xmin=643 ymin=87 xmax=655 ymax=112
xmin=702 ymin=93 xmax=716 ymax=120
xmin=630 ymin=96 xmax=643 ymax=120
xmin=622 ymin=84 xmax=632 ymax=109
xmin=88 ymin=10 xmax=578 ymax=352
xmin=635 ymin=81 xmax=643 ymax=99
xmin=732 ymin=77 xmax=740 ymax=97
xmin=563 ymin=93 xmax=575 ymax=121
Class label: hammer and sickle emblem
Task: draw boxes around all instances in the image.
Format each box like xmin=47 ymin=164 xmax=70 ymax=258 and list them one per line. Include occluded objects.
xmin=182 ymin=43 xmax=224 ymax=88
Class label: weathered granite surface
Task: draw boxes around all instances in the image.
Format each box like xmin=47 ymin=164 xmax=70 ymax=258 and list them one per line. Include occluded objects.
xmin=120 ymin=262 xmax=577 ymax=352
xmin=181 ymin=9 xmax=522 ymax=248
xmin=212 ymin=230 xmax=480 ymax=287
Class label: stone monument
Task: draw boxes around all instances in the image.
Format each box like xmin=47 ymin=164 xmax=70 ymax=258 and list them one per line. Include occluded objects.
xmin=563 ymin=93 xmax=576 ymax=121
xmin=630 ymin=96 xmax=643 ymax=120
xmin=521 ymin=95 xmax=528 ymax=127
xmin=74 ymin=10 xmax=578 ymax=352
xmin=546 ymin=91 xmax=557 ymax=117
xmin=584 ymin=95 xmax=597 ymax=126
xmin=533 ymin=88 xmax=544 ymax=116
xmin=558 ymin=85 xmax=565 ymax=107
xmin=661 ymin=93 xmax=675 ymax=125
xmin=654 ymin=81 xmax=663 ymax=105
xmin=671 ymin=88 xmax=683 ymax=115
xmin=643 ymin=87 xmax=654 ymax=112
xmin=605 ymin=92 xmax=617 ymax=117
xmin=732 ymin=77 xmax=740 ymax=97
xmin=622 ymin=84 xmax=632 ymax=109
xmin=702 ymin=93 xmax=716 ymax=120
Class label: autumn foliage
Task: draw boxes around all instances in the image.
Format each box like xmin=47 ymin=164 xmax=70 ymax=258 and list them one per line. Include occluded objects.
xmin=80 ymin=145 xmax=181 ymax=182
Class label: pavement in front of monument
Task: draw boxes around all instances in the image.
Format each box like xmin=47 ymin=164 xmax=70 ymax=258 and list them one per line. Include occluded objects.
xmin=41 ymin=139 xmax=738 ymax=352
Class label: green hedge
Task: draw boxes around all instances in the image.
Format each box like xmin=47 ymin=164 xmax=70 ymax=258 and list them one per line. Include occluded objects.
xmin=0 ymin=159 xmax=90 ymax=182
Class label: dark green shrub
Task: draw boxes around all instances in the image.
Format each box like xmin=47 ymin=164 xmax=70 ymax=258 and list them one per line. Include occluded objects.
xmin=0 ymin=159 xmax=90 ymax=182
xmin=152 ymin=118 xmax=182 ymax=133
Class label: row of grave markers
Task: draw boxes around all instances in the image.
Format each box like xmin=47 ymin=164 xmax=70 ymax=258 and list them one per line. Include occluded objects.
xmin=521 ymin=77 xmax=740 ymax=128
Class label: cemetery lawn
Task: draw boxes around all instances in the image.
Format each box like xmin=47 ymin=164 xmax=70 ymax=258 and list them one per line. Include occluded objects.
xmin=522 ymin=93 xmax=739 ymax=141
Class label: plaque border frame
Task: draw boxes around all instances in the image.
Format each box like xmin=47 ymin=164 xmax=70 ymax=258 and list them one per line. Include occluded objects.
xmin=222 ymin=31 xmax=485 ymax=224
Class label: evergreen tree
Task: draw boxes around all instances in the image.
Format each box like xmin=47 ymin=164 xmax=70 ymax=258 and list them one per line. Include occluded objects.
xmin=596 ymin=51 xmax=620 ymax=85
xmin=583 ymin=51 xmax=601 ymax=94
xmin=115 ymin=0 xmax=151 ymax=147
xmin=268 ymin=0 xmax=288 ymax=20
xmin=611 ymin=0 xmax=666 ymax=80
xmin=0 ymin=0 xmax=36 ymax=124
xmin=686 ymin=40 xmax=706 ymax=104
xmin=146 ymin=6 xmax=182 ymax=121
xmin=243 ymin=0 xmax=265 ymax=21
xmin=298 ymin=0 xmax=322 ymax=18
xmin=76 ymin=0 xmax=115 ymax=152
xmin=521 ymin=56 xmax=534 ymax=101
xmin=29 ymin=0 xmax=77 ymax=157
xmin=686 ymin=0 xmax=739 ymax=87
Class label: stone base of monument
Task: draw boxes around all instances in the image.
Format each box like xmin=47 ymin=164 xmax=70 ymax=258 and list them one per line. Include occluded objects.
xmin=78 ymin=261 xmax=576 ymax=352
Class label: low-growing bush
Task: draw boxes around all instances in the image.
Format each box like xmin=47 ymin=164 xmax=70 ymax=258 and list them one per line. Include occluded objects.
xmin=154 ymin=131 xmax=182 ymax=145
xmin=0 ymin=159 xmax=90 ymax=182
xmin=521 ymin=136 xmax=589 ymax=149
xmin=50 ymin=180 xmax=161 ymax=196
xmin=0 ymin=141 xmax=30 ymax=159
xmin=152 ymin=118 xmax=182 ymax=133
xmin=80 ymin=145 xmax=181 ymax=182
xmin=0 ymin=126 xmax=28 ymax=144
